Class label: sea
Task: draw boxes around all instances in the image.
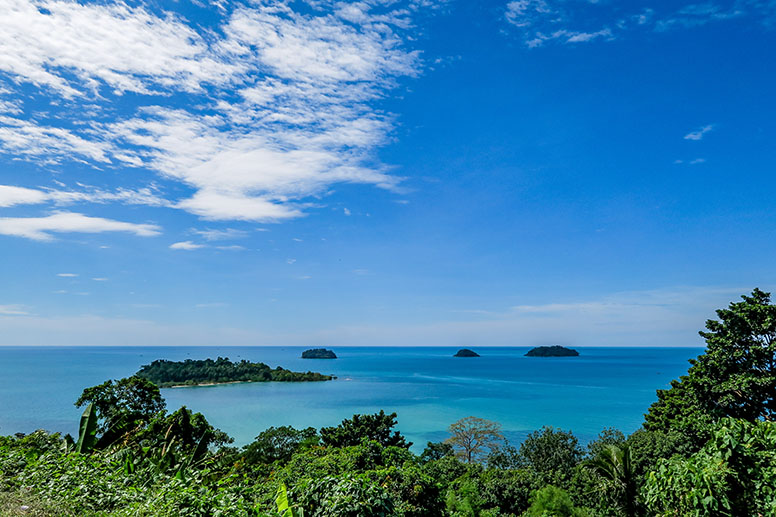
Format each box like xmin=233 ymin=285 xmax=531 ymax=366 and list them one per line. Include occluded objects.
xmin=0 ymin=346 xmax=702 ymax=451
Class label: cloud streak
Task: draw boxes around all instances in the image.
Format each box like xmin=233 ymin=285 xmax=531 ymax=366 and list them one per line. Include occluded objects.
xmin=0 ymin=212 xmax=161 ymax=241
xmin=505 ymin=1 xmax=775 ymax=47
xmin=684 ymin=124 xmax=714 ymax=140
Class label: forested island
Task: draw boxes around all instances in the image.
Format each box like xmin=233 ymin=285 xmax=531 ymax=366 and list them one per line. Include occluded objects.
xmin=135 ymin=357 xmax=333 ymax=387
xmin=525 ymin=345 xmax=579 ymax=357
xmin=301 ymin=348 xmax=337 ymax=359
xmin=454 ymin=348 xmax=480 ymax=357
xmin=1 ymin=290 xmax=775 ymax=516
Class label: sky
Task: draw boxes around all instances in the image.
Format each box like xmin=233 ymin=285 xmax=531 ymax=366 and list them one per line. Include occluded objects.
xmin=0 ymin=0 xmax=774 ymax=346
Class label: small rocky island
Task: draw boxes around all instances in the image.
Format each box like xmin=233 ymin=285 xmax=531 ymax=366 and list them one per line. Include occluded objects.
xmin=525 ymin=345 xmax=579 ymax=357
xmin=302 ymin=348 xmax=337 ymax=359
xmin=454 ymin=348 xmax=480 ymax=357
xmin=136 ymin=357 xmax=333 ymax=387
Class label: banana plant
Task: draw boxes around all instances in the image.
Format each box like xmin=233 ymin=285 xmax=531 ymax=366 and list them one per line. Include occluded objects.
xmin=276 ymin=483 xmax=303 ymax=517
xmin=75 ymin=402 xmax=98 ymax=454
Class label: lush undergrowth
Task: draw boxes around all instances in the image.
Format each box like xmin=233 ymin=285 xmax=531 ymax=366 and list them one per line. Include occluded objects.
xmin=2 ymin=290 xmax=775 ymax=516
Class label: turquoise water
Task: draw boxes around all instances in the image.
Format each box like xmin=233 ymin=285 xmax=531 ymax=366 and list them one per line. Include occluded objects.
xmin=0 ymin=346 xmax=701 ymax=451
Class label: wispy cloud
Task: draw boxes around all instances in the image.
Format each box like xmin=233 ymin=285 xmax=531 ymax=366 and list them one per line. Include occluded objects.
xmin=0 ymin=212 xmax=161 ymax=241
xmin=0 ymin=0 xmax=433 ymax=233
xmin=506 ymin=1 xmax=775 ymax=47
xmin=169 ymin=241 xmax=205 ymax=250
xmin=0 ymin=304 xmax=29 ymax=316
xmin=684 ymin=124 xmax=714 ymax=140
xmin=56 ymin=273 xmax=78 ymax=277
xmin=192 ymin=228 xmax=249 ymax=241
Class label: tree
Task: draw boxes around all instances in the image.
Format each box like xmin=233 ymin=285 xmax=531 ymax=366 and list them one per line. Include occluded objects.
xmin=420 ymin=441 xmax=454 ymax=463
xmin=136 ymin=406 xmax=233 ymax=453
xmin=587 ymin=444 xmax=639 ymax=517
xmin=320 ymin=410 xmax=411 ymax=448
xmin=446 ymin=416 xmax=503 ymax=463
xmin=645 ymin=289 xmax=776 ymax=443
xmin=75 ymin=376 xmax=165 ymax=437
xmin=518 ymin=426 xmax=583 ymax=486
xmin=524 ymin=486 xmax=589 ymax=517
xmin=242 ymin=425 xmax=318 ymax=465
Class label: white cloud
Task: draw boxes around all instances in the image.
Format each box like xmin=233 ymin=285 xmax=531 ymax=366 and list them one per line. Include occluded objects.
xmin=0 ymin=211 xmax=161 ymax=241
xmin=0 ymin=185 xmax=48 ymax=207
xmin=192 ymin=228 xmax=249 ymax=241
xmin=169 ymin=240 xmax=205 ymax=250
xmin=56 ymin=273 xmax=77 ymax=277
xmin=92 ymin=277 xmax=108 ymax=281
xmin=684 ymin=124 xmax=714 ymax=140
xmin=506 ymin=1 xmax=774 ymax=47
xmin=0 ymin=304 xmax=29 ymax=315
xmin=0 ymin=0 xmax=428 ymax=227
xmin=0 ymin=183 xmax=168 ymax=209
xmin=0 ymin=0 xmax=235 ymax=97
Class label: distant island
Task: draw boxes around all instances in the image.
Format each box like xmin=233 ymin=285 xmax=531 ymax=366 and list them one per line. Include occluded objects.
xmin=454 ymin=348 xmax=480 ymax=357
xmin=302 ymin=348 xmax=337 ymax=359
xmin=136 ymin=357 xmax=333 ymax=387
xmin=525 ymin=345 xmax=579 ymax=357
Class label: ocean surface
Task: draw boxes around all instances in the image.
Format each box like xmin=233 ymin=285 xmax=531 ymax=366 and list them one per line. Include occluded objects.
xmin=0 ymin=346 xmax=702 ymax=451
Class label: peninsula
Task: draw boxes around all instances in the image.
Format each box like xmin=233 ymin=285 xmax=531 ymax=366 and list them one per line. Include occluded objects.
xmin=525 ymin=345 xmax=579 ymax=357
xmin=136 ymin=357 xmax=333 ymax=387
xmin=302 ymin=348 xmax=337 ymax=359
xmin=454 ymin=348 xmax=480 ymax=357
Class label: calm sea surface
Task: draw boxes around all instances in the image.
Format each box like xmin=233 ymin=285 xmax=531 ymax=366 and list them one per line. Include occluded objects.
xmin=0 ymin=346 xmax=701 ymax=451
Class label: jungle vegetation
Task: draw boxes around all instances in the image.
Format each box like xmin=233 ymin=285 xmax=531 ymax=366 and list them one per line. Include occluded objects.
xmin=135 ymin=357 xmax=333 ymax=387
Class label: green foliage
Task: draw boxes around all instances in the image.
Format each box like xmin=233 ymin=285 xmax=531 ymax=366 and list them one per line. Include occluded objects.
xmin=518 ymin=427 xmax=583 ymax=487
xmin=645 ymin=289 xmax=776 ymax=445
xmin=136 ymin=357 xmax=332 ymax=387
xmin=75 ymin=403 xmax=97 ymax=455
xmin=524 ymin=486 xmax=589 ymax=517
xmin=320 ymin=411 xmax=411 ymax=448
xmin=586 ymin=444 xmax=638 ymax=517
xmin=276 ymin=483 xmax=302 ymax=517
xmin=446 ymin=416 xmax=504 ymax=463
xmin=243 ymin=426 xmax=318 ymax=466
xmin=643 ymin=418 xmax=776 ymax=517
xmin=420 ymin=441 xmax=454 ymax=463
xmin=75 ymin=376 xmax=166 ymax=437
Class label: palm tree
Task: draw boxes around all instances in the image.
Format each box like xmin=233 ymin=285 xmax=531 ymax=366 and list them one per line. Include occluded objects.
xmin=587 ymin=444 xmax=639 ymax=517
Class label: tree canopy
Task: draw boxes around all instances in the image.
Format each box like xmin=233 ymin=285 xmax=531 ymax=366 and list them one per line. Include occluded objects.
xmin=319 ymin=410 xmax=411 ymax=448
xmin=135 ymin=357 xmax=332 ymax=387
xmin=645 ymin=289 xmax=776 ymax=444
xmin=75 ymin=376 xmax=165 ymax=436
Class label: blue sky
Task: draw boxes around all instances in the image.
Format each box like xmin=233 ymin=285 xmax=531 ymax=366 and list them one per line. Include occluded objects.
xmin=0 ymin=0 xmax=774 ymax=346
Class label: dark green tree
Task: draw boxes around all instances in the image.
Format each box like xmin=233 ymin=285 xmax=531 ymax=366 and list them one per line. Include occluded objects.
xmin=75 ymin=376 xmax=165 ymax=437
xmin=518 ymin=426 xmax=583 ymax=487
xmin=242 ymin=425 xmax=318 ymax=465
xmin=320 ymin=410 xmax=411 ymax=448
xmin=645 ymin=289 xmax=776 ymax=444
xmin=420 ymin=441 xmax=455 ymax=463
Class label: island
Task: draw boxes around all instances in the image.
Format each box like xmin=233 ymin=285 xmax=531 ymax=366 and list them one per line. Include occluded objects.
xmin=302 ymin=348 xmax=337 ymax=359
xmin=525 ymin=345 xmax=579 ymax=357
xmin=135 ymin=357 xmax=333 ymax=387
xmin=453 ymin=348 xmax=480 ymax=357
